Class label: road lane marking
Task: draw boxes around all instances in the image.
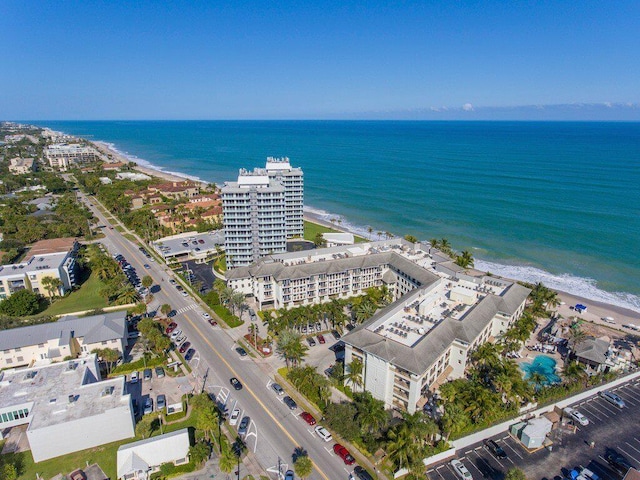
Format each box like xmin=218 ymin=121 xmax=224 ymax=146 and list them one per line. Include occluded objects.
xmin=625 ymin=442 xmax=640 ymax=456
xmin=618 ymin=446 xmax=640 ymax=465
xmin=500 ymin=439 xmax=523 ymax=459
xmin=112 ymin=229 xmax=331 ymax=480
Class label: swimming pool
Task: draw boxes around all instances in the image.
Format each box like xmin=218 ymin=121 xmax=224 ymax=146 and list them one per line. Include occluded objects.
xmin=520 ymin=355 xmax=561 ymax=385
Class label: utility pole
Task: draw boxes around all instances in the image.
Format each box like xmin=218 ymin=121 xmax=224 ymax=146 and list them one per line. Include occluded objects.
xmin=201 ymin=367 xmax=209 ymax=394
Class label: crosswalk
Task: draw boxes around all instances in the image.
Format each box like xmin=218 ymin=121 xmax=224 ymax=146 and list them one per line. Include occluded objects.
xmin=175 ymin=304 xmax=198 ymax=314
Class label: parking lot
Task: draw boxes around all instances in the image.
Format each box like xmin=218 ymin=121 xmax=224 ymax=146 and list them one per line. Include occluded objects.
xmin=127 ymin=368 xmax=192 ymax=418
xmin=429 ymin=378 xmax=640 ymax=480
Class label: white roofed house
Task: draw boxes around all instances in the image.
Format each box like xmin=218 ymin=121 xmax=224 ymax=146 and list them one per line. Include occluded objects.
xmin=117 ymin=429 xmax=191 ymax=480
xmin=0 ymin=311 xmax=128 ymax=369
xmin=0 ymin=355 xmax=135 ymax=462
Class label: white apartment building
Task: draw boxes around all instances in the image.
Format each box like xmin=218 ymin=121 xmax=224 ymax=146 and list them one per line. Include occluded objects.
xmin=0 ymin=311 xmax=128 ymax=369
xmin=222 ymin=158 xmax=304 ymax=268
xmin=0 ymin=355 xmax=135 ymax=462
xmin=227 ymin=238 xmax=530 ymax=412
xmin=265 ymin=157 xmax=304 ymax=238
xmin=0 ymin=238 xmax=78 ymax=300
xmin=44 ymin=143 xmax=102 ymax=170
xmin=8 ymin=157 xmax=37 ymax=175
xmin=222 ymin=170 xmax=287 ymax=268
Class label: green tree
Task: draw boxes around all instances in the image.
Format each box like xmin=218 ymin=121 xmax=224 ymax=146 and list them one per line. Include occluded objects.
xmin=455 ymin=250 xmax=474 ymax=269
xmin=218 ymin=446 xmax=237 ymax=477
xmin=276 ymin=329 xmax=308 ymax=368
xmin=404 ymin=234 xmax=418 ymax=243
xmin=142 ymin=275 xmax=153 ymax=289
xmin=116 ymin=285 xmax=140 ymax=305
xmin=92 ymin=347 xmax=120 ymax=374
xmin=313 ymin=232 xmax=327 ymax=247
xmin=354 ymin=391 xmax=388 ymax=435
xmin=160 ymin=303 xmax=172 ymax=317
xmin=294 ymin=455 xmax=313 ymax=479
xmin=345 ymin=358 xmax=364 ymax=391
xmin=189 ymin=441 xmax=212 ymax=466
xmin=40 ymin=275 xmax=62 ymax=298
xmin=135 ymin=414 xmax=155 ymax=438
xmin=0 ymin=289 xmax=41 ymax=316
xmin=324 ymin=402 xmax=360 ymax=441
xmin=505 ymin=468 xmax=528 ymax=480
xmin=0 ymin=462 xmax=18 ymax=480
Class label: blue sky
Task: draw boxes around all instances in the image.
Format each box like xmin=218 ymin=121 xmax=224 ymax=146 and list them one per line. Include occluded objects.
xmin=2 ymin=1 xmax=639 ymax=120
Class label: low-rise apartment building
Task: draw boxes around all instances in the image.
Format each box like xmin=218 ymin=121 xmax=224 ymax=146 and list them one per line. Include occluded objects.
xmin=227 ymin=238 xmax=530 ymax=413
xmin=45 ymin=144 xmax=103 ymax=170
xmin=0 ymin=311 xmax=128 ymax=369
xmin=8 ymin=157 xmax=37 ymax=174
xmin=0 ymin=355 xmax=135 ymax=462
xmin=0 ymin=238 xmax=78 ymax=300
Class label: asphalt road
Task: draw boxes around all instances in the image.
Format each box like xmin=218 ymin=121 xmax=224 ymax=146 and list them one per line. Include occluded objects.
xmin=428 ymin=378 xmax=640 ymax=480
xmin=79 ymin=191 xmax=357 ymax=480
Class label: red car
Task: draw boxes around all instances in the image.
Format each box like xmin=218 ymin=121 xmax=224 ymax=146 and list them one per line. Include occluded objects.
xmin=165 ymin=322 xmax=177 ymax=334
xmin=317 ymin=334 xmax=326 ymax=344
xmin=300 ymin=411 xmax=316 ymax=426
xmin=208 ymin=319 xmax=218 ymax=327
xmin=179 ymin=341 xmax=191 ymax=353
xmin=333 ymin=444 xmax=355 ymax=465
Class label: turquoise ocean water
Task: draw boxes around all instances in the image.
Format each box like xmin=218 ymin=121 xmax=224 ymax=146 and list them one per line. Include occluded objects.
xmin=37 ymin=121 xmax=640 ymax=312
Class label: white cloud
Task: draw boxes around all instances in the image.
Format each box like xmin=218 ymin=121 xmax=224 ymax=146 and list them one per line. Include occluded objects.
xmin=604 ymin=102 xmax=612 ymax=108
xmin=462 ymin=103 xmax=474 ymax=112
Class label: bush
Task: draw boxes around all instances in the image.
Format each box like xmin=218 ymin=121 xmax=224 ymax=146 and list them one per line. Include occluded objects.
xmin=0 ymin=290 xmax=43 ymax=316
xmin=110 ymin=355 xmax=167 ymax=375
xmin=212 ymin=305 xmax=243 ymax=327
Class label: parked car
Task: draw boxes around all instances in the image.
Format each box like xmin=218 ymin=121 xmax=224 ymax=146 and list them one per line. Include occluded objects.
xmin=229 ymin=408 xmax=241 ymax=426
xmin=155 ymin=366 xmax=165 ymax=378
xmin=208 ymin=319 xmax=218 ymax=326
xmin=333 ymin=443 xmax=355 ymax=465
xmin=314 ymin=425 xmax=332 ymax=442
xmin=271 ymin=383 xmax=285 ymax=395
xmin=181 ymin=290 xmax=189 ymax=297
xmin=202 ymin=312 xmax=211 ymax=320
xmin=179 ymin=341 xmax=191 ymax=354
xmin=130 ymin=371 xmax=139 ymax=383
xmin=605 ymin=452 xmax=634 ymax=474
xmin=300 ymin=412 xmax=316 ymax=425
xmin=285 ymin=470 xmax=295 ymax=480
xmin=563 ymin=407 xmax=589 ymax=426
xmin=451 ymin=459 xmax=473 ymax=480
xmin=238 ymin=416 xmax=250 ymax=436
xmin=600 ymin=390 xmax=626 ymax=408
xmin=169 ymin=279 xmax=177 ymax=286
xmin=236 ymin=347 xmax=248 ymax=357
xmin=483 ymin=439 xmax=507 ymax=459
xmin=175 ymin=333 xmax=186 ymax=344
xmin=317 ymin=334 xmax=326 ymax=344
xmin=354 ymin=466 xmax=373 ymax=480
xmin=307 ymin=337 xmax=316 ymax=347
xmin=143 ymin=368 xmax=152 ymax=381
xmin=331 ymin=330 xmax=341 ymax=340
xmin=283 ymin=396 xmax=297 ymax=410
xmin=185 ymin=349 xmax=195 ymax=361
xmin=157 ymin=394 xmax=166 ymax=410
xmin=165 ymin=322 xmax=178 ymax=334
xmin=144 ymin=264 xmax=151 ymax=269
xmin=230 ymin=377 xmax=243 ymax=390
xmin=170 ymin=329 xmax=182 ymax=340
xmin=143 ymin=397 xmax=154 ymax=414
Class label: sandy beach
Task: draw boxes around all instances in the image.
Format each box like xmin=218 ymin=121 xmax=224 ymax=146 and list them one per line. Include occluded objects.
xmin=93 ymin=141 xmax=202 ymax=184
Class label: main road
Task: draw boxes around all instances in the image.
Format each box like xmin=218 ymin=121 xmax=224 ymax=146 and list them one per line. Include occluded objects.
xmin=78 ymin=191 xmax=357 ymax=480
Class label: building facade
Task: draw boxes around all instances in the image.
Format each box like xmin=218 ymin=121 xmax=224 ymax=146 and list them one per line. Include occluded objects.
xmin=0 ymin=311 xmax=128 ymax=369
xmin=227 ymin=238 xmax=530 ymax=412
xmin=44 ymin=144 xmax=102 ymax=170
xmin=222 ymin=158 xmax=304 ymax=268
xmin=0 ymin=238 xmax=78 ymax=300
xmin=8 ymin=157 xmax=36 ymax=175
xmin=0 ymin=355 xmax=135 ymax=462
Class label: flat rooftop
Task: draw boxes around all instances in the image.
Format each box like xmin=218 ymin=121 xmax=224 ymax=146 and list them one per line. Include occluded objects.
xmin=0 ymin=355 xmax=130 ymax=429
xmin=153 ymin=230 xmax=223 ymax=259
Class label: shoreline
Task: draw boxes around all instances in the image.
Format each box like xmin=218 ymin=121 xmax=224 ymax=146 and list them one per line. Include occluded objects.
xmin=86 ymin=132 xmax=639 ymax=322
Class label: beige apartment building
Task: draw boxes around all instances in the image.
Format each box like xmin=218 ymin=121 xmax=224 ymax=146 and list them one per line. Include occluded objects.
xmin=8 ymin=157 xmax=37 ymax=175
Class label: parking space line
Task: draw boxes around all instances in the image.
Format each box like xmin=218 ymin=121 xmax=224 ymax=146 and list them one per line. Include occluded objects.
xmin=580 ymin=403 xmax=608 ymax=421
xmin=324 ymin=446 xmax=333 ymax=455
xmin=625 ymin=442 xmax=640 ymax=456
xmin=583 ymin=402 xmax=611 ymax=418
xmin=500 ymin=438 xmax=524 ymax=459
xmin=619 ymin=446 xmax=640 ymax=465
xmin=463 ymin=458 xmax=484 ymax=476
xmin=588 ymin=462 xmax=612 ymax=479
xmin=434 ymin=468 xmax=447 ymax=480
xmin=477 ymin=448 xmax=505 ymax=469
xmin=594 ymin=399 xmax=621 ymax=415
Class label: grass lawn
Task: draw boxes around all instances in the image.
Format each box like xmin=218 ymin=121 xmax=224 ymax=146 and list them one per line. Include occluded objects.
xmin=10 ymin=415 xmax=198 ymax=480
xmin=303 ymin=220 xmax=368 ymax=243
xmin=43 ymin=271 xmax=109 ymax=316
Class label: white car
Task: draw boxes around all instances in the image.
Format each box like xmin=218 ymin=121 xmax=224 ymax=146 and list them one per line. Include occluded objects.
xmin=130 ymin=371 xmax=139 ymax=384
xmin=180 ymin=291 xmax=189 ymax=297
xmin=314 ymin=425 xmax=332 ymax=442
xmin=175 ymin=334 xmax=186 ymax=344
xmin=170 ymin=329 xmax=182 ymax=340
xmin=451 ymin=460 xmax=473 ymax=480
xmin=202 ymin=312 xmax=211 ymax=320
xmin=564 ymin=407 xmax=589 ymax=426
xmin=229 ymin=408 xmax=241 ymax=426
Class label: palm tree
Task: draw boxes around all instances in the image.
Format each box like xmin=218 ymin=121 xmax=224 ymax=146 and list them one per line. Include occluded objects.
xmin=218 ymin=446 xmax=237 ymax=479
xmin=40 ymin=276 xmax=55 ymax=298
xmin=567 ymin=325 xmax=587 ymax=351
xmin=276 ymin=329 xmax=308 ymax=368
xmin=294 ymin=455 xmax=313 ymax=479
xmin=160 ymin=303 xmax=172 ymax=317
xmin=355 ymin=392 xmax=388 ymax=434
xmin=346 ymin=358 xmax=364 ymax=391
xmin=116 ymin=286 xmax=140 ymax=305
xmin=563 ymin=360 xmax=586 ymax=385
xmin=142 ymin=275 xmax=153 ymax=289
xmin=367 ymin=226 xmax=374 ymax=239
xmin=529 ymin=372 xmax=547 ymax=391
xmin=455 ymin=250 xmax=474 ymax=269
xmin=441 ymin=403 xmax=468 ymax=442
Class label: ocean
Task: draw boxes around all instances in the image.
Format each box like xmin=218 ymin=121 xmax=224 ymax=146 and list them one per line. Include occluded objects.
xmin=36 ymin=121 xmax=640 ymax=312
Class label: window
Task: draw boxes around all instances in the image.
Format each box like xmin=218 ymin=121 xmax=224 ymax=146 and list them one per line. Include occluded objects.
xmin=1 ymin=413 xmax=7 ymax=422
xmin=15 ymin=348 xmax=21 ymax=352
xmin=17 ymin=357 xmax=23 ymax=362
xmin=6 ymin=359 xmax=12 ymax=364
xmin=101 ymin=341 xmax=107 ymax=345
xmin=38 ymin=343 xmax=45 ymax=348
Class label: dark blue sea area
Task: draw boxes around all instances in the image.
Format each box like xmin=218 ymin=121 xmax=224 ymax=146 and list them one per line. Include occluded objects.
xmin=37 ymin=121 xmax=640 ymax=312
